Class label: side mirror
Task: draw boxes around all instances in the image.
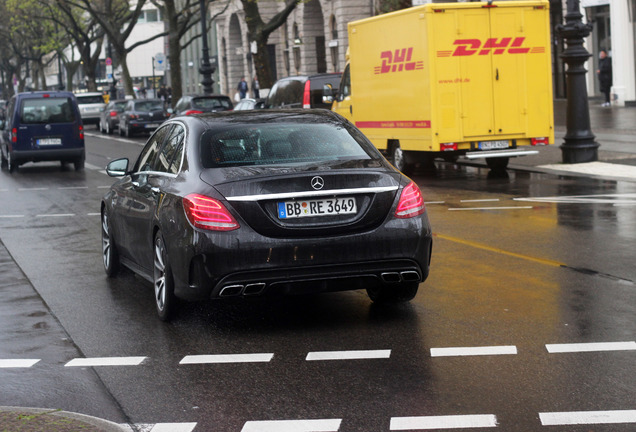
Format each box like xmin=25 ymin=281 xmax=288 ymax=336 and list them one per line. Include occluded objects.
xmin=106 ymin=158 xmax=129 ymax=177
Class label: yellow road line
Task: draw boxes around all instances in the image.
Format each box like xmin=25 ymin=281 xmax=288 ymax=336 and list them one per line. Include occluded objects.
xmin=433 ymin=233 xmax=566 ymax=268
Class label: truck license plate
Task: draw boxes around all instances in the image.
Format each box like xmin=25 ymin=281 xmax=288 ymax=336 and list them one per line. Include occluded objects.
xmin=278 ymin=197 xmax=357 ymax=219
xmin=479 ymin=140 xmax=509 ymax=150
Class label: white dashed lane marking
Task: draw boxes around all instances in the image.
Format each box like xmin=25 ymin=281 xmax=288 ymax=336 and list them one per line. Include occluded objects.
xmin=305 ymin=349 xmax=391 ymax=361
xmin=390 ymin=414 xmax=498 ymax=430
xmin=241 ymin=418 xmax=342 ymax=432
xmin=539 ymin=410 xmax=636 ymax=426
xmin=65 ymin=356 xmax=147 ymax=367
xmin=120 ymin=423 xmax=198 ymax=432
xmin=180 ymin=353 xmax=274 ymax=364
xmin=430 ymin=345 xmax=517 ymax=357
xmin=0 ymin=359 xmax=40 ymax=368
xmin=546 ymin=341 xmax=636 ymax=353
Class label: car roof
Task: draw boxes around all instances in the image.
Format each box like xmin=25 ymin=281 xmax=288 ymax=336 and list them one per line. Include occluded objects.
xmin=15 ymin=91 xmax=77 ymax=99
xmin=187 ymin=108 xmax=342 ymax=128
xmin=75 ymin=92 xmax=104 ymax=97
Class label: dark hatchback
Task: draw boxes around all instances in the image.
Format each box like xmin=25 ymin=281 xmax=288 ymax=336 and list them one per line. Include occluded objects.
xmin=171 ymin=94 xmax=233 ymax=116
xmin=118 ymin=99 xmax=169 ymax=137
xmin=266 ymin=73 xmax=342 ymax=109
xmin=99 ymin=99 xmax=127 ymax=134
xmin=101 ymin=110 xmax=432 ymax=320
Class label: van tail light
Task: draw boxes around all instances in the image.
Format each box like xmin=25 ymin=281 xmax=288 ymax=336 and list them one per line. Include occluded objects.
xmin=183 ymin=194 xmax=240 ymax=231
xmin=303 ymin=80 xmax=311 ymax=108
xmin=531 ymin=137 xmax=549 ymax=146
xmin=11 ymin=128 xmax=17 ymax=143
xmin=440 ymin=142 xmax=457 ymax=151
xmin=395 ymin=182 xmax=426 ymax=219
xmin=79 ymin=125 xmax=84 ymax=140
xmin=184 ymin=110 xmax=203 ymax=115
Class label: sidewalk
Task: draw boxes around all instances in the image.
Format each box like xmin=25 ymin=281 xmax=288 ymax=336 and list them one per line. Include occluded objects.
xmin=505 ymin=99 xmax=636 ymax=182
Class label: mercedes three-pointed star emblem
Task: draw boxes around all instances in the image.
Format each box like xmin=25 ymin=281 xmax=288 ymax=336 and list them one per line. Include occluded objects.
xmin=311 ymin=176 xmax=324 ymax=190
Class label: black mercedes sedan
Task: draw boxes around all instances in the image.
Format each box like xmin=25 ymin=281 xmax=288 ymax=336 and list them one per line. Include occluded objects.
xmin=101 ymin=110 xmax=432 ymax=321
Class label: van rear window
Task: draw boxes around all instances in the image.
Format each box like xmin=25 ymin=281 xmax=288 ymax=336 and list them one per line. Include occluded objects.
xmin=20 ymin=98 xmax=76 ymax=124
xmin=76 ymin=95 xmax=104 ymax=104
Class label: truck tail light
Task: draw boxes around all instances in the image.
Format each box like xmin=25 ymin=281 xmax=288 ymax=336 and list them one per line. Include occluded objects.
xmin=395 ymin=182 xmax=426 ymax=219
xmin=303 ymin=80 xmax=311 ymax=109
xmin=183 ymin=194 xmax=240 ymax=231
xmin=531 ymin=137 xmax=549 ymax=146
xmin=11 ymin=128 xmax=17 ymax=143
xmin=185 ymin=110 xmax=203 ymax=116
xmin=440 ymin=142 xmax=457 ymax=151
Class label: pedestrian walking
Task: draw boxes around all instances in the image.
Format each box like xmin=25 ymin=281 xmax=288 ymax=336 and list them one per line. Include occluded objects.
xmin=252 ymin=76 xmax=260 ymax=98
xmin=597 ymin=50 xmax=612 ymax=107
xmin=237 ymin=77 xmax=248 ymax=100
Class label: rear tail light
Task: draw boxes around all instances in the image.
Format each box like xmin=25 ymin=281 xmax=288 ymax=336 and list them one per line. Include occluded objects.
xmin=11 ymin=128 xmax=17 ymax=143
xmin=129 ymin=114 xmax=138 ymax=119
xmin=109 ymin=111 xmax=118 ymax=117
xmin=531 ymin=137 xmax=549 ymax=146
xmin=183 ymin=194 xmax=240 ymax=231
xmin=302 ymin=80 xmax=311 ymax=108
xmin=440 ymin=142 xmax=457 ymax=151
xmin=395 ymin=181 xmax=426 ymax=219
xmin=184 ymin=110 xmax=203 ymax=115
xmin=79 ymin=125 xmax=84 ymax=140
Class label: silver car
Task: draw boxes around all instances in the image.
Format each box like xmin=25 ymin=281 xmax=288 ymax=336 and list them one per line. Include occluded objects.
xmin=75 ymin=92 xmax=106 ymax=127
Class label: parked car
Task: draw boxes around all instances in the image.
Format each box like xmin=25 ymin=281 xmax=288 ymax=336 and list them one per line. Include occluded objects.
xmin=233 ymin=98 xmax=265 ymax=111
xmin=118 ymin=99 xmax=169 ymax=137
xmin=75 ymin=92 xmax=106 ymax=127
xmin=171 ymin=94 xmax=233 ymax=116
xmin=101 ymin=109 xmax=432 ymax=320
xmin=99 ymin=99 xmax=127 ymax=135
xmin=265 ymin=73 xmax=342 ymax=109
xmin=0 ymin=91 xmax=85 ymax=172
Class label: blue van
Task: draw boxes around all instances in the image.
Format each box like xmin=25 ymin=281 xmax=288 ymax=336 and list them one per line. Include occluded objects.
xmin=0 ymin=91 xmax=85 ymax=173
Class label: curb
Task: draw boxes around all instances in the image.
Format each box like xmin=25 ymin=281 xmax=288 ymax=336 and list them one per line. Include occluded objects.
xmin=0 ymin=406 xmax=128 ymax=432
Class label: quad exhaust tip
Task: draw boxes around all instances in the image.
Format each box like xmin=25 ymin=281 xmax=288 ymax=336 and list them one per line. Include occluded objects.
xmin=219 ymin=283 xmax=267 ymax=297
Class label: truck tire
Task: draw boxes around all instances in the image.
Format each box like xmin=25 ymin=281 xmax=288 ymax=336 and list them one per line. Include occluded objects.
xmin=486 ymin=157 xmax=509 ymax=170
xmin=390 ymin=143 xmax=414 ymax=175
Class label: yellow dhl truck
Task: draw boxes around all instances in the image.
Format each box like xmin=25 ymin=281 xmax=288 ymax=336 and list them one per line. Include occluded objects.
xmin=330 ymin=0 xmax=554 ymax=172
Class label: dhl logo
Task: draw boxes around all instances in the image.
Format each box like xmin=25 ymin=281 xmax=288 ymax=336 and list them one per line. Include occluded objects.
xmin=437 ymin=38 xmax=545 ymax=57
xmin=374 ymin=47 xmax=424 ymax=74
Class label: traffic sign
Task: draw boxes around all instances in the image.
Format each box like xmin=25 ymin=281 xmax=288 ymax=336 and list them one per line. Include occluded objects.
xmin=105 ymin=57 xmax=112 ymax=66
xmin=154 ymin=53 xmax=166 ymax=71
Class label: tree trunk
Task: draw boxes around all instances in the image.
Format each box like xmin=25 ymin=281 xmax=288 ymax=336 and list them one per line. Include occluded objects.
xmin=253 ymin=36 xmax=273 ymax=88
xmin=115 ymin=47 xmax=136 ymax=98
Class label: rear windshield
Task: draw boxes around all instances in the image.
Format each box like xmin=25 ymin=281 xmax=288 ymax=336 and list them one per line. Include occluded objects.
xmin=76 ymin=95 xmax=104 ymax=104
xmin=193 ymin=97 xmax=232 ymax=110
xmin=201 ymin=123 xmax=374 ymax=168
xmin=135 ymin=101 xmax=164 ymax=111
xmin=20 ymin=98 xmax=76 ymax=124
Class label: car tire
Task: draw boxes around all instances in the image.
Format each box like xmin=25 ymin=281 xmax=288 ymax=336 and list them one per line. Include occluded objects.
xmin=0 ymin=149 xmax=7 ymax=169
xmin=106 ymin=121 xmax=112 ymax=135
xmin=486 ymin=157 xmax=509 ymax=170
xmin=153 ymin=231 xmax=176 ymax=321
xmin=125 ymin=124 xmax=132 ymax=138
xmin=101 ymin=210 xmax=120 ymax=277
xmin=367 ymin=281 xmax=419 ymax=304
xmin=99 ymin=121 xmax=104 ymax=134
xmin=74 ymin=155 xmax=85 ymax=171
xmin=390 ymin=143 xmax=414 ymax=175
xmin=119 ymin=122 xmax=125 ymax=136
xmin=7 ymin=151 xmax=16 ymax=174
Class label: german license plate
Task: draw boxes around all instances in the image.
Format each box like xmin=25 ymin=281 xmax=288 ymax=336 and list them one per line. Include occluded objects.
xmin=145 ymin=123 xmax=159 ymax=128
xmin=479 ymin=140 xmax=509 ymax=150
xmin=278 ymin=197 xmax=357 ymax=219
xmin=37 ymin=138 xmax=62 ymax=146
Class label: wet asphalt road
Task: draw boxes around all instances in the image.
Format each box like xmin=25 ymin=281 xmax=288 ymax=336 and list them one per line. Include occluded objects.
xmin=0 ymin=131 xmax=635 ymax=431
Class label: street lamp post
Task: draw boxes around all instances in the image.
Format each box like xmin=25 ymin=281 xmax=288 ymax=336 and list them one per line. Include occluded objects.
xmin=556 ymin=0 xmax=599 ymax=163
xmin=199 ymin=0 xmax=215 ymax=95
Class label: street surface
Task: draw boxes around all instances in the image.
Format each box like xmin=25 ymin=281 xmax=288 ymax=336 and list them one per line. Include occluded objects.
xmin=1 ymin=129 xmax=635 ymax=431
